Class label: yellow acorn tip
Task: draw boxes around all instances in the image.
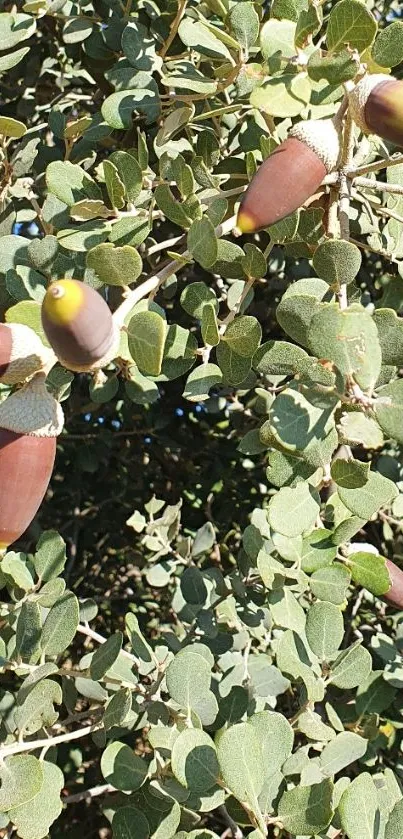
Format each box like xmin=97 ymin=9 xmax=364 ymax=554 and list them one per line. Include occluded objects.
xmin=43 ymin=279 xmax=84 ymax=326
xmin=236 ymin=208 xmax=257 ymax=234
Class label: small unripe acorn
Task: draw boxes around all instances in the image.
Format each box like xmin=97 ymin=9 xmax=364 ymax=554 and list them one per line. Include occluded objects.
xmin=0 ymin=374 xmax=64 ymax=551
xmin=41 ymin=279 xmax=119 ymax=372
xmin=348 ymin=74 xmax=403 ymax=148
xmin=237 ymin=118 xmax=341 ymax=234
xmin=0 ymin=322 xmax=55 ymax=385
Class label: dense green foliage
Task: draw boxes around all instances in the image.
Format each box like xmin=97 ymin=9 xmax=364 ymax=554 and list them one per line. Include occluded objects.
xmin=1 ymin=0 xmax=403 ymax=837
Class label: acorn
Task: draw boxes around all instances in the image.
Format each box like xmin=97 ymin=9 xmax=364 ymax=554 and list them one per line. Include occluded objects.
xmin=348 ymin=75 xmax=403 ymax=148
xmin=0 ymin=322 xmax=55 ymax=385
xmin=0 ymin=373 xmax=64 ymax=552
xmin=41 ymin=279 xmax=119 ymax=372
xmin=236 ymin=119 xmax=341 ymax=234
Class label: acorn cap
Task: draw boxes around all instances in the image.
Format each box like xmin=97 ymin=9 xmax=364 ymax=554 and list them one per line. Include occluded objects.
xmin=289 ymin=118 xmax=341 ymax=173
xmin=347 ymin=73 xmax=392 ymax=134
xmin=0 ymin=322 xmax=55 ymax=385
xmin=41 ymin=279 xmax=118 ymax=372
xmin=0 ymin=373 xmax=64 ymax=437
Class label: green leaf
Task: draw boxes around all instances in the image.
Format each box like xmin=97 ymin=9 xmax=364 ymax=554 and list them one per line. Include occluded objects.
xmin=109 ymin=216 xmax=151 ymax=248
xmin=127 ymin=311 xmax=166 ymax=376
xmin=386 ymin=800 xmax=403 ymax=839
xmin=46 ymin=161 xmax=101 ymax=207
xmin=109 ymin=151 xmax=143 ymax=204
xmin=57 ymin=221 xmax=111 ymax=253
xmin=306 ymin=601 xmax=344 ymax=660
xmin=329 ymin=642 xmax=372 ymax=688
xmin=338 ymin=470 xmax=397 ymax=519
xmin=180 ymin=282 xmax=218 ymax=319
xmin=373 ymin=308 xmax=403 ymax=365
xmin=241 ymin=243 xmax=267 ymax=280
xmin=269 ymin=587 xmax=306 ymax=633
xmin=278 ymin=779 xmax=334 ymax=835
xmin=346 ymin=551 xmax=391 ymax=596
xmin=310 ymin=564 xmax=351 ymax=605
xmin=251 ymin=74 xmax=311 ymax=119
xmin=90 ymin=632 xmax=123 ymax=681
xmin=228 ymin=2 xmax=259 ymax=52
xmin=0 ymin=755 xmax=43 ymax=812
xmin=260 ymin=19 xmax=298 ymax=61
xmin=166 ymin=645 xmax=217 ymax=724
xmin=212 ymin=240 xmax=245 ymax=280
xmin=112 ymin=806 xmax=150 ymax=839
xmin=268 ymin=483 xmax=320 ymax=538
xmin=320 ymin=732 xmax=367 ymax=777
xmin=201 ymin=302 xmax=220 ymax=347
xmin=155 ymin=184 xmax=195 ymax=229
xmin=217 ymin=722 xmax=265 ymax=831
xmin=356 ymin=671 xmax=397 ymax=715
xmin=101 ymin=742 xmax=148 ymax=791
xmin=183 ymin=363 xmax=222 ymax=402
xmin=308 ymin=49 xmax=359 ymax=84
xmin=331 ymin=458 xmax=369 ymax=489
xmin=87 ymin=242 xmax=142 ymax=287
xmin=339 ymin=409 xmax=384 ymax=449
xmin=301 ymin=530 xmax=338 ymax=573
xmin=101 ymin=85 xmax=160 ymax=129
xmin=15 ymin=602 xmax=42 ymax=661
xmin=103 ymin=160 xmax=125 ymax=210
xmin=0 ymin=117 xmax=26 ymax=139
xmin=41 ymin=591 xmax=80 ymax=657
xmin=0 ymin=13 xmax=36 ymax=50
xmin=249 ymin=711 xmax=294 ymax=776
xmin=8 ymin=761 xmax=63 ymax=839
xmin=187 ymin=217 xmax=218 ymax=270
xmin=0 ymin=47 xmax=30 ymax=75
xmin=327 ymin=0 xmax=377 ymax=54
xmin=375 ymin=379 xmax=403 ymax=444
xmin=254 ymin=341 xmax=307 ymax=377
xmin=33 ymin=530 xmax=67 ymax=581
xmin=372 ymin=21 xmax=403 ymax=67
xmin=171 ymin=729 xmax=219 ymax=793
xmin=104 ymin=688 xmax=132 ymax=730
xmin=313 ymin=239 xmax=362 ymax=286
xmin=338 ymin=773 xmax=380 ymax=839
xmin=295 ymin=5 xmax=323 ymax=48
xmin=15 ymin=678 xmax=62 ymax=735
xmin=2 ymin=552 xmax=34 ymax=592
xmin=178 ymin=18 xmax=232 ymax=60
xmin=216 ymin=341 xmax=251 ymax=386
xmin=309 ymin=304 xmax=382 ymax=390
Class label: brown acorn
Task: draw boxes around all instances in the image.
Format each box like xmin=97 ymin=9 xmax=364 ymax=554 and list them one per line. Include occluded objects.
xmin=384 ymin=559 xmax=403 ymax=609
xmin=0 ymin=322 xmax=55 ymax=385
xmin=236 ymin=119 xmax=341 ymax=234
xmin=0 ymin=374 xmax=64 ymax=552
xmin=41 ymin=279 xmax=119 ymax=372
xmin=348 ymin=74 xmax=403 ymax=148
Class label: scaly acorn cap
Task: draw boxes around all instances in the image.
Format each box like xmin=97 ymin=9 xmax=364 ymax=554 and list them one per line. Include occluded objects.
xmin=41 ymin=279 xmax=119 ymax=372
xmin=0 ymin=322 xmax=56 ymax=385
xmin=237 ymin=118 xmax=341 ymax=234
xmin=289 ymin=117 xmax=341 ymax=173
xmin=348 ymin=74 xmax=403 ymax=147
xmin=0 ymin=373 xmax=64 ymax=437
xmin=347 ymin=73 xmax=391 ymax=133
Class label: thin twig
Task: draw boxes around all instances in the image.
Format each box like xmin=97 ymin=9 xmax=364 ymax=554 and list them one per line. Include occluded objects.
xmin=159 ymin=0 xmax=187 ymax=59
xmin=348 ymin=153 xmax=403 ymax=177
xmin=112 ymin=214 xmax=237 ymax=327
xmin=63 ymin=783 xmax=114 ymax=804
xmin=355 ymin=176 xmax=403 ymax=196
xmin=0 ymin=722 xmax=103 ymax=761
